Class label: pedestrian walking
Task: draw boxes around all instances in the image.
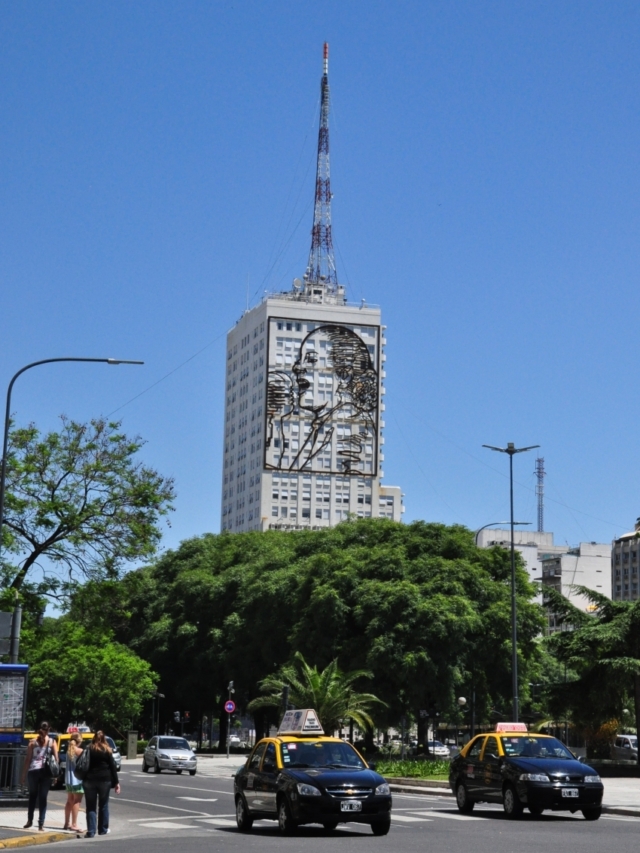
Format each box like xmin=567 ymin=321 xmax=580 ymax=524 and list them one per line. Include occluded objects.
xmin=63 ymin=733 xmax=84 ymax=831
xmin=20 ymin=722 xmax=59 ymax=831
xmin=83 ymin=731 xmax=120 ymax=837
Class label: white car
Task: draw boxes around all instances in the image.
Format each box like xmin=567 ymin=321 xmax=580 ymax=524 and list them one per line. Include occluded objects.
xmin=143 ymin=736 xmax=197 ymax=775
xmin=427 ymin=740 xmax=451 ymax=759
xmin=612 ymin=734 xmax=638 ymax=761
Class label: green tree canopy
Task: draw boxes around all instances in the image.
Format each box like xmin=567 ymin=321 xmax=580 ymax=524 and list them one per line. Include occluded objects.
xmin=248 ymin=651 xmax=384 ymax=734
xmin=92 ymin=519 xmax=543 ymax=738
xmin=2 ymin=416 xmax=175 ymax=595
xmin=20 ymin=618 xmax=157 ymax=733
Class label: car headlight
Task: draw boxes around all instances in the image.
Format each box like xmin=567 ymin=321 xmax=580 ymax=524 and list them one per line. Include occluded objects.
xmin=584 ymin=775 xmax=601 ymax=784
xmin=297 ymin=783 xmax=321 ymax=796
xmin=519 ymin=773 xmax=550 ymax=782
xmin=375 ymin=783 xmax=390 ymax=795
xmin=158 ymin=753 xmax=169 ymax=759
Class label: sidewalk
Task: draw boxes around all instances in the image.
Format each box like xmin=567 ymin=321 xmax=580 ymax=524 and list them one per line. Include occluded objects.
xmin=387 ymin=776 xmax=640 ymax=817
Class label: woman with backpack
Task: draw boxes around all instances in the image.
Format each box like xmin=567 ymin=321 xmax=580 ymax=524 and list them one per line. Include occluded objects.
xmin=63 ymin=733 xmax=84 ymax=832
xmin=82 ymin=731 xmax=120 ymax=838
xmin=20 ymin=722 xmax=59 ymax=831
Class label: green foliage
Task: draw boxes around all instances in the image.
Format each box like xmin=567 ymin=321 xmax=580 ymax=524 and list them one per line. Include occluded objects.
xmin=375 ymin=758 xmax=450 ymax=778
xmin=248 ymin=651 xmax=384 ymax=733
xmin=546 ymin=586 xmax=640 ymax=756
xmin=101 ymin=519 xmax=544 ymax=729
xmin=2 ymin=416 xmax=175 ymax=594
xmin=20 ymin=618 xmax=157 ymax=732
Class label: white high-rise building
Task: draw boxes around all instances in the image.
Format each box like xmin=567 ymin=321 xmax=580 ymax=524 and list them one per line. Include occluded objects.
xmin=220 ymin=44 xmax=403 ymax=533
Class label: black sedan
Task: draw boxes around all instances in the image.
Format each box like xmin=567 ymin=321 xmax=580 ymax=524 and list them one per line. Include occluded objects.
xmin=234 ymin=736 xmax=392 ymax=834
xmin=450 ymin=732 xmax=604 ymax=819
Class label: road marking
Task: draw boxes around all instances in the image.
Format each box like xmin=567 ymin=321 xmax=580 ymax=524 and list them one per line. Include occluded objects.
xmin=391 ymin=815 xmax=433 ymax=822
xmin=116 ymin=797 xmax=212 ymax=815
xmin=130 ymin=814 xmax=234 ymax=822
xmin=602 ymin=815 xmax=640 ymax=822
xmin=410 ymin=810 xmax=482 ymax=821
xmin=177 ymin=797 xmax=219 ymax=802
xmin=196 ymin=818 xmax=238 ymax=826
xmin=140 ymin=821 xmax=200 ymax=830
xmin=161 ymin=783 xmax=233 ymax=795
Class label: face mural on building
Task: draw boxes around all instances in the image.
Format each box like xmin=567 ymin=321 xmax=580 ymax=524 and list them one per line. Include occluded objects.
xmin=265 ymin=323 xmax=379 ymax=474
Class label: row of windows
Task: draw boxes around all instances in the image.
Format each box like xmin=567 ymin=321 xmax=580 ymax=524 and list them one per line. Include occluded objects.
xmin=271 ymin=506 xmax=371 ymax=520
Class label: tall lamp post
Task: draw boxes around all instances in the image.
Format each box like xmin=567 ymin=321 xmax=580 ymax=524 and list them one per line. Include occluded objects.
xmin=482 ymin=442 xmax=539 ymax=722
xmin=0 ymin=357 xmax=143 ymax=662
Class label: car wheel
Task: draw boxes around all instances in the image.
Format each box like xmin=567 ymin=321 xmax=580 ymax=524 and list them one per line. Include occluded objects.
xmin=236 ymin=795 xmax=253 ymax=832
xmin=154 ymin=760 xmax=162 ymax=774
xmin=529 ymin=804 xmax=544 ymax=816
xmin=277 ymin=797 xmax=297 ymax=834
xmin=371 ymin=819 xmax=391 ymax=836
xmin=142 ymin=759 xmax=148 ymax=773
xmin=503 ymin=785 xmax=523 ymax=818
xmin=455 ymin=782 xmax=475 ymax=813
xmin=176 ymin=770 xmax=183 ymax=775
xmin=322 ymin=821 xmax=338 ymax=832
xmin=582 ymin=807 xmax=602 ymax=821
xmin=189 ymin=770 xmax=197 ymax=776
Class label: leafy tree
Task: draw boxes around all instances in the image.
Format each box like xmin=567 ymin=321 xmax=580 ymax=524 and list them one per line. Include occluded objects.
xmin=546 ymin=587 xmax=640 ymax=760
xmin=104 ymin=519 xmax=544 ymax=743
xmin=20 ymin=618 xmax=157 ymax=733
xmin=2 ymin=416 xmax=175 ymax=595
xmin=248 ymin=651 xmax=384 ymax=734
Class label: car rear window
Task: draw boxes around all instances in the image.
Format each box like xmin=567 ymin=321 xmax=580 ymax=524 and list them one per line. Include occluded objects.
xmin=158 ymin=738 xmax=191 ymax=750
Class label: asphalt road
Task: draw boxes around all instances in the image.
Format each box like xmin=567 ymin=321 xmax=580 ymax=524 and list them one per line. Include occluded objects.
xmin=44 ymin=761 xmax=640 ymax=853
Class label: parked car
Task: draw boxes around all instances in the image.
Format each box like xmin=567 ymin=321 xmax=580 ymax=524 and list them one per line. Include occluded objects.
xmin=105 ymin=736 xmax=122 ymax=771
xmin=143 ymin=736 xmax=197 ymax=775
xmin=427 ymin=740 xmax=451 ymax=759
xmin=611 ymin=734 xmax=638 ymax=761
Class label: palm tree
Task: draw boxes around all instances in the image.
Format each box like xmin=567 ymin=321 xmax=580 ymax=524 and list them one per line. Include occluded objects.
xmin=248 ymin=652 xmax=385 ymax=734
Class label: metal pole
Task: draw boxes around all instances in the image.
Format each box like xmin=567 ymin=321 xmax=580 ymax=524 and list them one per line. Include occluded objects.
xmin=509 ymin=452 xmax=518 ymax=722
xmin=8 ymin=600 xmax=21 ymax=664
xmin=471 ymin=687 xmax=476 ymax=738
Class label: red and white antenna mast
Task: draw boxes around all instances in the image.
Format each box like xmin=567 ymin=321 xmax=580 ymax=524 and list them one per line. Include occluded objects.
xmin=304 ymin=42 xmax=338 ymax=289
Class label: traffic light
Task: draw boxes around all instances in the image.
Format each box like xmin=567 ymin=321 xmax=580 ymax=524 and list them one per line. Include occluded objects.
xmin=185 ymin=711 xmax=190 ymax=721
xmin=174 ymin=711 xmax=180 ymax=722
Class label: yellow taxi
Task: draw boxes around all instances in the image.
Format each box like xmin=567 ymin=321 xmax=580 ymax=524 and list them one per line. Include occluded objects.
xmin=449 ymin=722 xmax=604 ymax=819
xmin=233 ymin=709 xmax=392 ymax=835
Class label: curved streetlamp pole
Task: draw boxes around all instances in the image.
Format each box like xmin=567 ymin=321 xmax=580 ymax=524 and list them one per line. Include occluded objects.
xmin=0 ymin=357 xmax=143 ymax=661
xmin=474 ymin=521 xmax=531 ymax=547
xmin=482 ymin=443 xmax=539 ymax=722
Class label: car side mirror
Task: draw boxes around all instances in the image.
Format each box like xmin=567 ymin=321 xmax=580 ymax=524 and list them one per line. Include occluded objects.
xmin=150 ymin=745 xmax=156 ymax=750
xmin=368 ymin=762 xmax=377 ymax=771
xmin=578 ymin=756 xmax=584 ymax=763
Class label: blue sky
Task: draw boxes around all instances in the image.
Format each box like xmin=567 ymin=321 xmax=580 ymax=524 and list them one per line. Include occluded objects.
xmin=1 ymin=0 xmax=640 ymax=557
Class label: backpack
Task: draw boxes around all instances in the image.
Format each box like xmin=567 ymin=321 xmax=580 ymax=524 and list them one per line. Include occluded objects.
xmin=41 ymin=738 xmax=59 ymax=779
xmin=74 ymin=746 xmax=91 ymax=781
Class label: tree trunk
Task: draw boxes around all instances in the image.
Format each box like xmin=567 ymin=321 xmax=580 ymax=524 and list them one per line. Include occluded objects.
xmin=217 ymin=706 xmax=227 ymax=754
xmin=417 ymin=711 xmax=426 ymax=755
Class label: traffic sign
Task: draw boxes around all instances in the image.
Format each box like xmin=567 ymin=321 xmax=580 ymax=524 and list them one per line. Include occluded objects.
xmin=225 ymin=700 xmax=236 ymax=714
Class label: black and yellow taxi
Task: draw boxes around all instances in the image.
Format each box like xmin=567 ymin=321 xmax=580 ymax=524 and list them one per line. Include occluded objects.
xmin=233 ymin=709 xmax=392 ymax=835
xmin=449 ymin=723 xmax=604 ymax=820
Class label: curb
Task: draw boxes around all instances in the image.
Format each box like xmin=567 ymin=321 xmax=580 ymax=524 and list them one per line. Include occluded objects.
xmin=602 ymin=807 xmax=640 ymax=817
xmin=0 ymin=833 xmax=69 ymax=849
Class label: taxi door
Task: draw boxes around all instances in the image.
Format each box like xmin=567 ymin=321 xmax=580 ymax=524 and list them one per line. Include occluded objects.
xmin=480 ymin=735 xmax=503 ymax=802
xmin=242 ymin=742 xmax=266 ymax=811
xmin=461 ymin=736 xmax=486 ymax=797
xmin=255 ymin=742 xmax=279 ymax=814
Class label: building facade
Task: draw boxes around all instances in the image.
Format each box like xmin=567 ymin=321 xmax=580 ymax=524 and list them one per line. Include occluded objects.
xmin=475 ymin=529 xmax=568 ymax=587
xmin=611 ymin=519 xmax=640 ymax=601
xmin=220 ymin=283 xmax=403 ymax=532
xmin=541 ymin=542 xmax=612 ymax=632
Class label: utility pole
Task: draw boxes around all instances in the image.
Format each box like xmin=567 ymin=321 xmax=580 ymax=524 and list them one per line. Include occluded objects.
xmin=535 ymin=457 xmax=545 ymax=533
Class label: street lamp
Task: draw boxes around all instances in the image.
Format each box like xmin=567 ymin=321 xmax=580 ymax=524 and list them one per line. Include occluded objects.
xmin=482 ymin=442 xmax=539 ymax=722
xmin=474 ymin=521 xmax=531 ymax=547
xmin=0 ymin=357 xmax=143 ymax=661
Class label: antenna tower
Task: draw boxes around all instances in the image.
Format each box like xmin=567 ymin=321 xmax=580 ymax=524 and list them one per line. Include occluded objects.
xmin=535 ymin=457 xmax=545 ymax=533
xmin=304 ymin=43 xmax=338 ymax=289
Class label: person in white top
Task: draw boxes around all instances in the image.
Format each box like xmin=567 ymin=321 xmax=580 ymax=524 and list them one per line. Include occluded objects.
xmin=20 ymin=722 xmax=59 ymax=831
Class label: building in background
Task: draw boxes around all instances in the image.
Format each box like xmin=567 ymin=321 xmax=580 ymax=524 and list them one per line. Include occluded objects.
xmin=220 ymin=45 xmax=403 ymax=533
xmin=541 ymin=542 xmax=612 ymax=632
xmin=611 ymin=519 xmax=640 ymax=601
xmin=475 ymin=529 xmax=568 ymax=587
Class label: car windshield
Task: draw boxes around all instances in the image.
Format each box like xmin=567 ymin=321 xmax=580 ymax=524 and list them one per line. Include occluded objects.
xmin=281 ymin=741 xmax=365 ymax=769
xmin=158 ymin=738 xmax=191 ymax=750
xmin=501 ymin=736 xmax=573 ymax=759
xmin=106 ymin=737 xmax=117 ymax=751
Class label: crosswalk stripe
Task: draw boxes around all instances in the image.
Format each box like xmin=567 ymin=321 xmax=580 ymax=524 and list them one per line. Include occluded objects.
xmin=391 ymin=814 xmax=433 ymax=822
xmin=409 ymin=810 xmax=482 ymax=821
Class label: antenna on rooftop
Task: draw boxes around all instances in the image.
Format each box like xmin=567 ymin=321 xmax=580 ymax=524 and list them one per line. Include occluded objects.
xmin=303 ymin=42 xmax=338 ymax=290
xmin=535 ymin=457 xmax=545 ymax=533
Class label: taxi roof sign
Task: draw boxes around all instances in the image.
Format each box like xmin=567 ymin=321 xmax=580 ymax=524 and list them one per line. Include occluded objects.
xmin=495 ymin=722 xmax=528 ymax=732
xmin=278 ymin=709 xmax=325 ymax=736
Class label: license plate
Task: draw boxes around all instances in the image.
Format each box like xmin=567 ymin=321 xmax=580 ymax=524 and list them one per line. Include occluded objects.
xmin=561 ymin=789 xmax=579 ymax=798
xmin=341 ymin=801 xmax=362 ymax=812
